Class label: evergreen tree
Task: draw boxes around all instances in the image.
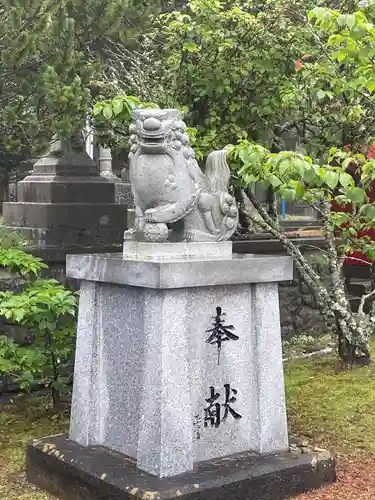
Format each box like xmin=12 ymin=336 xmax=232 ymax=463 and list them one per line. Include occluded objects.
xmin=0 ymin=0 xmax=166 ymax=183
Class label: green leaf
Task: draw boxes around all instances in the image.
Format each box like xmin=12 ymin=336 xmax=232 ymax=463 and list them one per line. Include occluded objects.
xmin=243 ymin=173 xmax=257 ymax=185
xmin=316 ymin=90 xmax=326 ymax=100
xmin=103 ymin=104 xmax=113 ymax=120
xmin=295 ymin=182 xmax=305 ymax=198
xmin=345 ymin=187 xmax=366 ymax=204
xmin=269 ymin=174 xmax=282 ymax=188
xmin=340 ymin=172 xmax=354 ymax=188
xmin=337 ymin=15 xmax=347 ymax=27
xmin=292 ymin=156 xmax=309 ymax=177
xmin=367 ymin=80 xmax=375 ymax=93
xmin=345 ymin=14 xmax=355 ymax=29
xmin=112 ymin=99 xmax=124 ymax=116
xmin=281 ymin=188 xmax=296 ymax=202
xmin=330 ymin=212 xmax=352 ymax=226
xmin=13 ymin=309 xmax=25 ymax=323
xmin=303 ymin=167 xmax=319 ymax=185
xmin=359 ymin=204 xmax=375 ymax=219
xmin=92 ymin=104 xmax=103 ymax=117
xmin=238 ymin=147 xmax=252 ymax=164
xmin=278 ymin=158 xmax=291 ymax=177
xmin=183 ymin=41 xmax=200 ymax=53
xmin=322 ymin=170 xmax=339 ymax=190
xmin=337 ymin=50 xmax=347 ymax=63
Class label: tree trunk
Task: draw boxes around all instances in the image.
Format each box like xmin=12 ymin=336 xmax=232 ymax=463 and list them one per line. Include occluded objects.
xmin=338 ymin=333 xmax=371 ymax=366
xmin=303 ymin=270 xmax=371 ymax=365
xmin=51 ymin=386 xmax=61 ymax=411
xmin=335 ymin=304 xmax=371 ymax=366
xmin=321 ymin=201 xmax=371 ymax=365
xmin=233 ymin=186 xmax=250 ymax=230
xmin=266 ymin=186 xmax=278 ymax=221
xmin=245 ymin=188 xmax=372 ymax=366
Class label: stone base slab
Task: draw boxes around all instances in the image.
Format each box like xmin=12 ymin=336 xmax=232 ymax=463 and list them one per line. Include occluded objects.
xmin=123 ymin=240 xmax=233 ymax=259
xmin=66 ymin=253 xmax=293 ymax=288
xmin=27 ymin=435 xmax=336 ymax=500
xmin=34 ymin=248 xmax=124 ymax=265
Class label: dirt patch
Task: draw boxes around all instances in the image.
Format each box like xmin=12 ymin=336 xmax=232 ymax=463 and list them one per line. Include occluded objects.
xmin=295 ymin=454 xmax=375 ymax=499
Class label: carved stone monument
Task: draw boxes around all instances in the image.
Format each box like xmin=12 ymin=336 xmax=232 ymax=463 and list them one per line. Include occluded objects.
xmin=125 ymin=109 xmax=238 ymax=244
xmin=27 ymin=110 xmax=335 ymax=500
xmin=2 ymin=136 xmax=129 ymax=265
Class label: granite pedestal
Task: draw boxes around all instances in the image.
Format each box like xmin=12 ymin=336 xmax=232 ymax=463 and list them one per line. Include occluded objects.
xmin=26 ymin=246 xmax=336 ymax=499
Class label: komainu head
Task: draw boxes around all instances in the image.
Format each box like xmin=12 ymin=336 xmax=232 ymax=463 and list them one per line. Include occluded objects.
xmin=128 ymin=109 xmax=193 ymax=158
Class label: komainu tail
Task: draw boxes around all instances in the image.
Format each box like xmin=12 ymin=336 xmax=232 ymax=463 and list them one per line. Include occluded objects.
xmin=205 ymin=150 xmax=231 ymax=193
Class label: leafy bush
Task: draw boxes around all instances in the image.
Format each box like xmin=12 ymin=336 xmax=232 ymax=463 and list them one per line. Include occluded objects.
xmin=0 ymin=280 xmax=77 ymax=407
xmin=0 ymin=244 xmax=77 ymax=409
xmin=0 ymin=248 xmax=47 ymax=275
xmin=93 ymin=93 xmax=158 ymax=148
xmin=140 ymin=0 xmax=312 ymax=157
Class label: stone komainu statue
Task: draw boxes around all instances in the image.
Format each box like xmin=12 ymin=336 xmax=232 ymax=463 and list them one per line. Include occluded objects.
xmin=125 ymin=109 xmax=238 ymax=243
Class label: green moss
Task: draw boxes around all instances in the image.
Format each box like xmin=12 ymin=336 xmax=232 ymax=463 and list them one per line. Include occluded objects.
xmin=285 ymin=347 xmax=375 ymax=453
xmin=0 ymin=396 xmax=68 ymax=499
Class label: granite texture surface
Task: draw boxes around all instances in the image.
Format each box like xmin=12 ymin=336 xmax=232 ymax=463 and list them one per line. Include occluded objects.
xmin=69 ymin=281 xmax=99 ymax=446
xmin=190 ymin=284 xmax=257 ymax=462
xmin=69 ymin=258 xmax=290 ymax=477
xmin=115 ymin=182 xmax=133 ymax=205
xmin=252 ymin=283 xmax=288 ymax=453
xmin=123 ymin=240 xmax=232 ymax=259
xmin=27 ymin=435 xmax=336 ymax=500
xmin=66 ymin=252 xmax=293 ymax=288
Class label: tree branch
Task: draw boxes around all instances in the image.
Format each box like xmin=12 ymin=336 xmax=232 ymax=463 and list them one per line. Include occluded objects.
xmin=359 ymin=288 xmax=375 ymax=315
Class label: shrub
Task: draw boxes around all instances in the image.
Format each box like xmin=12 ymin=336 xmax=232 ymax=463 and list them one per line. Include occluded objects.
xmin=0 ymin=244 xmax=77 ymax=409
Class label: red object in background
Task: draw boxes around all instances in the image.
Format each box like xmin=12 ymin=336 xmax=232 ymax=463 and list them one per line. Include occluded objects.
xmin=332 ymin=144 xmax=375 ymax=266
xmin=368 ymin=144 xmax=375 ymax=159
xmin=295 ymin=55 xmax=315 ymax=72
xmin=294 ymin=55 xmax=375 ymax=266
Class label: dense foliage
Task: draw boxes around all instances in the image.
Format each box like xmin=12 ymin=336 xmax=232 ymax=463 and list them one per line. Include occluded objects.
xmin=0 ymin=0 xmax=172 ymax=184
xmin=286 ymin=4 xmax=375 ymax=158
xmin=92 ymin=94 xmax=158 ymax=148
xmin=143 ymin=0 xmax=306 ymax=156
xmin=227 ymin=5 xmax=375 ymax=364
xmin=120 ymin=0 xmax=373 ymax=160
xmin=0 ymin=241 xmax=77 ymax=409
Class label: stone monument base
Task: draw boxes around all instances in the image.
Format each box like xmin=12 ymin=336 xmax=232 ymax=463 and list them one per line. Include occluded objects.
xmin=26 ymin=249 xmax=335 ymax=499
xmin=27 ymin=435 xmax=335 ymax=500
xmin=123 ymin=240 xmax=233 ymax=259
